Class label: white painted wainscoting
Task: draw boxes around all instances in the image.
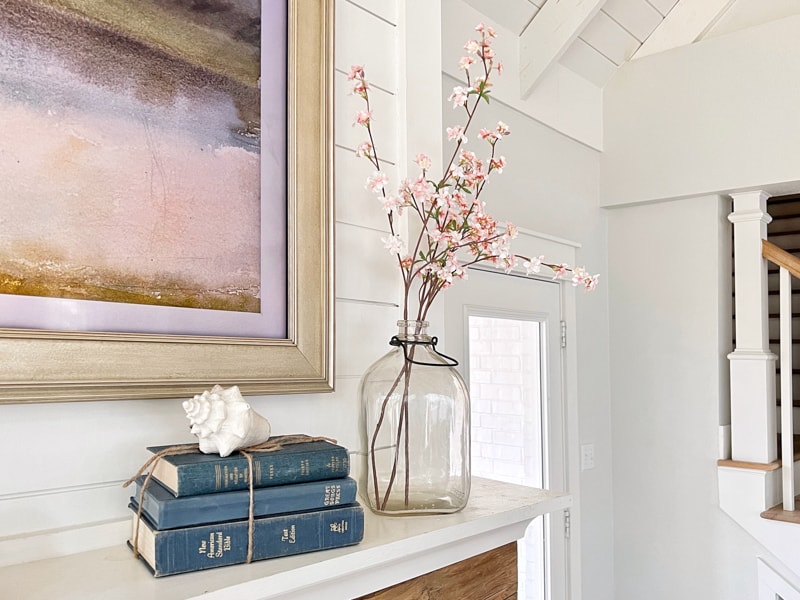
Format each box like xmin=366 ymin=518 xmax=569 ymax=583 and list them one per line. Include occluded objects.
xmin=0 ymin=0 xmax=408 ymax=567
xmin=0 ymin=479 xmax=570 ymax=600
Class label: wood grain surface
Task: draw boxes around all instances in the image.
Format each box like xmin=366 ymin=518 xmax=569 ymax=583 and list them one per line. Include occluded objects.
xmin=356 ymin=542 xmax=518 ymax=600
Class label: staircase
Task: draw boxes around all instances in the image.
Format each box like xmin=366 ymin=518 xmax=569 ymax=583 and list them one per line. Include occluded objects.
xmin=760 ymin=194 xmax=800 ymax=523
xmin=719 ymin=191 xmax=800 ymax=582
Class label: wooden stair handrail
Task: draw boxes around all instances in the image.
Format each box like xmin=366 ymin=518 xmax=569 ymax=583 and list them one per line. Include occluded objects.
xmin=763 ymin=239 xmax=800 ymax=279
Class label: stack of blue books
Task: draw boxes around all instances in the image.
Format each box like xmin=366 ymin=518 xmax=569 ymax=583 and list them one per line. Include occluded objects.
xmin=127 ymin=439 xmax=364 ymax=577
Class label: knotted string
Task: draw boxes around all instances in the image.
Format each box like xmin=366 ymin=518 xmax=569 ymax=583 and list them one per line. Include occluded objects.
xmin=123 ymin=435 xmax=337 ymax=561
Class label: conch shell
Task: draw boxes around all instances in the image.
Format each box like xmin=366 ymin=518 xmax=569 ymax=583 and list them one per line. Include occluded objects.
xmin=183 ymin=385 xmax=272 ymax=457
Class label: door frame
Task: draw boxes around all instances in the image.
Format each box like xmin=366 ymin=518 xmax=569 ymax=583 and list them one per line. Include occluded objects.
xmin=458 ymin=276 xmax=566 ymax=600
xmin=433 ymin=228 xmax=583 ymax=600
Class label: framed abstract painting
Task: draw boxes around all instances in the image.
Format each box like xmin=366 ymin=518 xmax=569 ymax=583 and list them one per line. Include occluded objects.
xmin=0 ymin=0 xmax=334 ymax=403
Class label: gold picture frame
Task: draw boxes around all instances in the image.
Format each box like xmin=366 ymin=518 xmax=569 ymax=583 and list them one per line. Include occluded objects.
xmin=0 ymin=0 xmax=334 ymax=404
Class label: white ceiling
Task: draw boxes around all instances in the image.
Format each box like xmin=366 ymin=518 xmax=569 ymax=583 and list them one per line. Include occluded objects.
xmin=462 ymin=0 xmax=800 ymax=90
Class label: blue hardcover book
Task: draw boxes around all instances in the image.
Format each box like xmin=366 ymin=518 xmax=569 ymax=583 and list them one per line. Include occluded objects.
xmin=147 ymin=439 xmax=350 ymax=497
xmin=129 ymin=503 xmax=365 ymax=577
xmin=130 ymin=475 xmax=358 ymax=530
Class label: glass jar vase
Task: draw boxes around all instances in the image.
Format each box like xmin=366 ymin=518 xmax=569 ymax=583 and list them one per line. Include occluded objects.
xmin=359 ymin=320 xmax=470 ymax=515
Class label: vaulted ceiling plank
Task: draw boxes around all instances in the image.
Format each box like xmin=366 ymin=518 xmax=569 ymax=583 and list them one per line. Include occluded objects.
xmin=645 ymin=0 xmax=680 ymax=18
xmin=519 ymin=0 xmax=607 ymax=99
xmin=559 ymin=37 xmax=618 ymax=87
xmin=633 ymin=0 xmax=737 ymax=60
xmin=461 ymin=0 xmax=540 ymax=36
xmin=603 ymin=0 xmax=664 ymax=43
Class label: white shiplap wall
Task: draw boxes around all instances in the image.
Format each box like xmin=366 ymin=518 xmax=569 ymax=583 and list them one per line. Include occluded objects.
xmin=0 ymin=0 xmax=406 ymax=566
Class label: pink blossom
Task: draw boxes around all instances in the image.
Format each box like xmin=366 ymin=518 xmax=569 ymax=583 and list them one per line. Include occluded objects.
xmin=382 ymin=195 xmax=404 ymax=215
xmin=459 ymin=56 xmax=475 ymax=70
xmin=446 ymin=255 xmax=468 ymax=280
xmin=448 ymin=86 xmax=470 ymax=108
xmin=475 ymin=23 xmax=496 ymax=38
xmin=464 ymin=39 xmax=480 ymax=54
xmin=355 ymin=110 xmax=372 ymax=127
xmin=571 ymin=266 xmax=588 ymax=287
xmin=478 ymin=45 xmax=495 ymax=60
xmin=415 ymin=153 xmax=432 ymax=170
xmin=475 ymin=77 xmax=492 ymax=92
xmin=356 ymin=141 xmax=373 ymax=158
xmin=429 ymin=191 xmax=448 ymax=208
xmin=479 ymin=128 xmax=498 ymax=142
xmin=552 ymin=263 xmax=569 ymax=279
xmin=366 ymin=171 xmax=388 ymax=193
xmin=523 ymin=256 xmax=544 ymax=275
xmin=489 ymin=156 xmax=506 ymax=173
xmin=382 ymin=234 xmax=405 ymax=256
xmin=347 ymin=65 xmax=365 ymax=80
xmin=436 ymin=266 xmax=453 ymax=285
xmin=447 ymin=126 xmax=467 ymax=143
xmin=345 ymin=22 xmax=598 ymax=320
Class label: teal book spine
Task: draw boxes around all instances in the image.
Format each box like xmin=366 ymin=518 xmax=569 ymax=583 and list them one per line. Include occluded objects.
xmin=130 ymin=504 xmax=365 ymax=577
xmin=147 ymin=439 xmax=350 ymax=497
xmin=131 ymin=475 xmax=359 ymax=530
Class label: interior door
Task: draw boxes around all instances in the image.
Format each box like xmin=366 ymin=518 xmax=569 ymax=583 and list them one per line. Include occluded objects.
xmin=443 ymin=267 xmax=567 ymax=600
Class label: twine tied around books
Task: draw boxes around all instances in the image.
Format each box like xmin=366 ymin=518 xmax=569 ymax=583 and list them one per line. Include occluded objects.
xmin=123 ymin=434 xmax=337 ymax=562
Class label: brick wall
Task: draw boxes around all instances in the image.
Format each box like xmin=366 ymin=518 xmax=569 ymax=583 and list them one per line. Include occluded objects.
xmin=468 ymin=315 xmax=546 ymax=600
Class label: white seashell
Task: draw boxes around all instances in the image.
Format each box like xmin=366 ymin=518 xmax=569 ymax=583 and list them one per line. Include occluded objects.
xmin=183 ymin=384 xmax=272 ymax=457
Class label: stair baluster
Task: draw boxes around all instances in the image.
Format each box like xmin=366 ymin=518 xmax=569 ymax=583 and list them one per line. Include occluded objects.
xmin=779 ymin=265 xmax=796 ymax=510
xmin=763 ymin=239 xmax=800 ymax=512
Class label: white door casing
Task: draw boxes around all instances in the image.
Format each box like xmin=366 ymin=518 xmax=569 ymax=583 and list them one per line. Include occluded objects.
xmin=443 ymin=267 xmax=569 ymax=599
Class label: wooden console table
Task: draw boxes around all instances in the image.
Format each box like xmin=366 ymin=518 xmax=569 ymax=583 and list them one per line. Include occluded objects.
xmin=0 ymin=478 xmax=570 ymax=599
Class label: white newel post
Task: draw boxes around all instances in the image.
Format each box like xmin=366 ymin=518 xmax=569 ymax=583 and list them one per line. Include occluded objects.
xmin=728 ymin=190 xmax=777 ymax=464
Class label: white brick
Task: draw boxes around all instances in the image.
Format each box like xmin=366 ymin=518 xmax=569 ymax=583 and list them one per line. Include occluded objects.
xmin=482 ymin=444 xmax=523 ymax=461
xmin=471 ymin=340 xmax=492 ymax=355
xmin=472 ymin=427 xmax=493 ymax=443
xmin=494 ymin=326 xmax=521 ymax=340
xmin=493 ymin=429 xmax=524 ymax=446
xmin=491 ymin=340 xmax=523 ymax=356
xmin=478 ymin=383 xmax=502 ymax=400
xmin=470 ymin=369 xmax=492 ymax=384
xmin=492 ymin=371 xmax=524 ymax=385
xmin=480 ymin=355 xmax=522 ymax=372
xmin=471 ymin=397 xmax=493 ymax=414
xmin=492 ymin=461 xmax=526 ymax=479
xmin=480 ymin=413 xmax=523 ymax=433
xmin=497 ymin=386 xmax=523 ymax=402
xmin=491 ymin=400 xmax=525 ymax=416
xmin=471 ymin=456 xmax=494 ymax=476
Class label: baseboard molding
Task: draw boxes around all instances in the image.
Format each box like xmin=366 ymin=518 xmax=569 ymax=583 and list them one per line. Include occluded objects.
xmin=0 ymin=519 xmax=128 ymax=568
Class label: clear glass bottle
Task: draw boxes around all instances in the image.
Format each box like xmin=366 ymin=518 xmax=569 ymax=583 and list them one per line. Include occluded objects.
xmin=359 ymin=320 xmax=470 ymax=515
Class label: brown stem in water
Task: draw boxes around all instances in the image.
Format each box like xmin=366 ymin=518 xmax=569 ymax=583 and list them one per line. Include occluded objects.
xmin=369 ymin=360 xmax=409 ymax=508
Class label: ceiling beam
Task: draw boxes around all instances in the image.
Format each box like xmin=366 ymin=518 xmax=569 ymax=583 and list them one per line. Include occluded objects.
xmin=519 ymin=0 xmax=606 ymax=99
xmin=632 ymin=0 xmax=737 ymax=60
xmin=461 ymin=0 xmax=540 ymax=36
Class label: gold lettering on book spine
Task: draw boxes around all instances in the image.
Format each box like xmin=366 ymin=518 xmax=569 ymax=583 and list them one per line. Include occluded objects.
xmin=215 ymin=465 xmax=221 ymax=489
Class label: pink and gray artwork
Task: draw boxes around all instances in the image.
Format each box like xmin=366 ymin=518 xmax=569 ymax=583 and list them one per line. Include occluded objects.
xmin=0 ymin=0 xmax=275 ymax=315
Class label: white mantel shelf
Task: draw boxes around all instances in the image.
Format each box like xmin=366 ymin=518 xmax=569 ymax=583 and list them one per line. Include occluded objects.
xmin=0 ymin=478 xmax=570 ymax=600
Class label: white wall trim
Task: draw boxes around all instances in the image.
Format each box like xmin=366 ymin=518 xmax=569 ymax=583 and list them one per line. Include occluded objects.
xmin=516 ymin=226 xmax=582 ymax=249
xmin=0 ymin=519 xmax=129 ymax=568
xmin=758 ymin=558 xmax=800 ymax=600
xmin=719 ymin=424 xmax=732 ymax=460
